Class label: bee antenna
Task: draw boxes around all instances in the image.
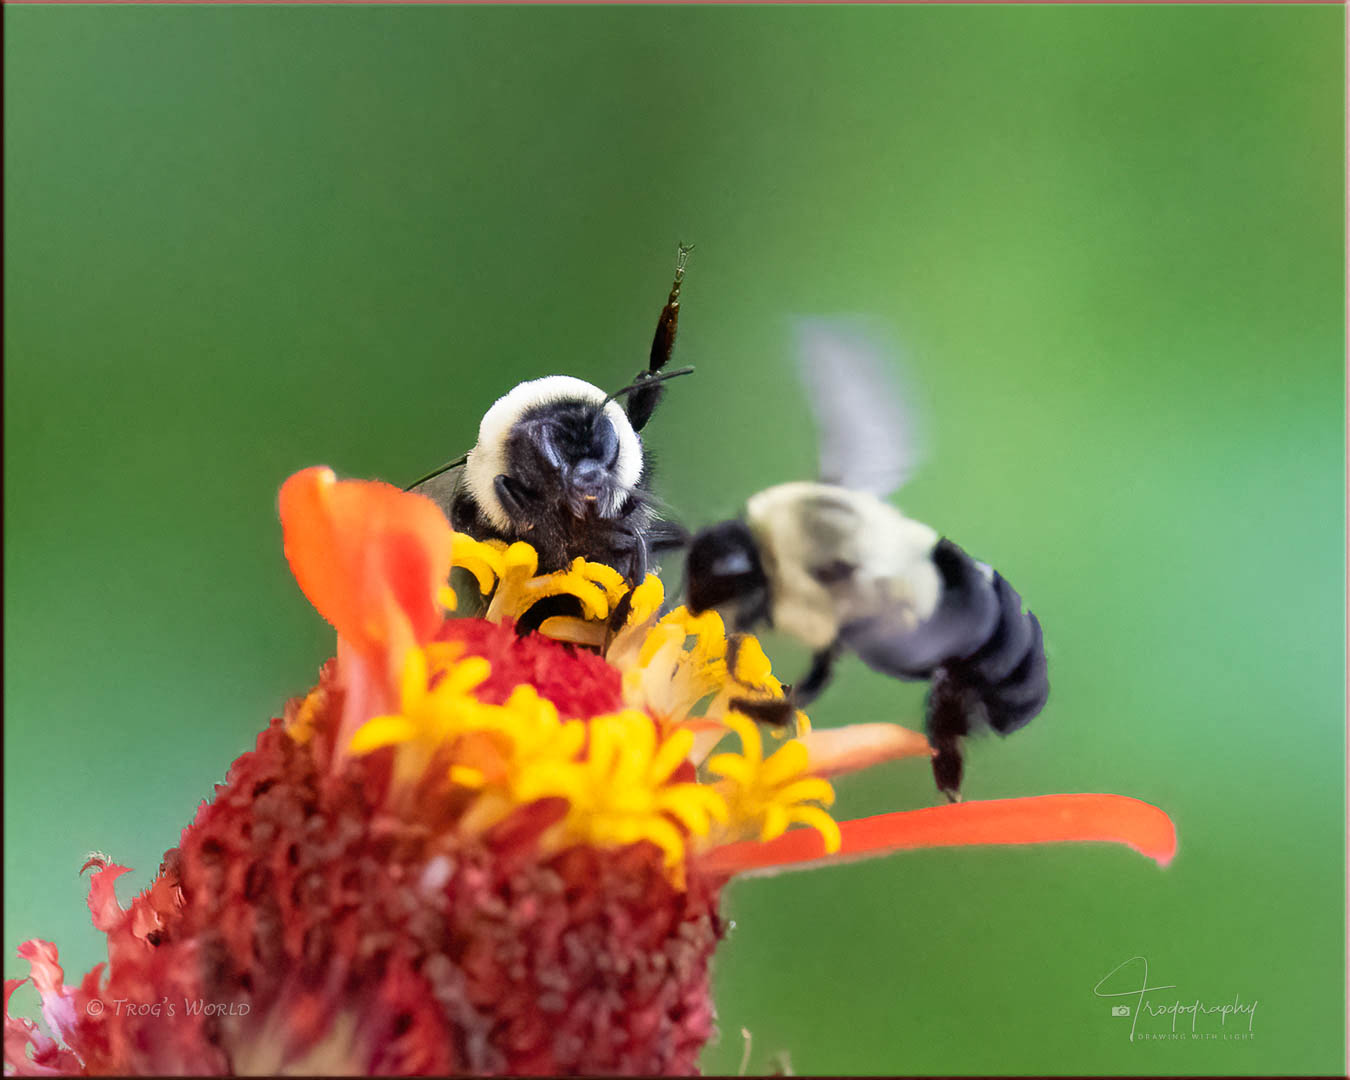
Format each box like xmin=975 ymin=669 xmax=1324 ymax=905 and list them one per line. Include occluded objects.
xmin=591 ymin=365 xmax=696 ymax=431
xmin=673 ymin=241 xmax=694 ymax=285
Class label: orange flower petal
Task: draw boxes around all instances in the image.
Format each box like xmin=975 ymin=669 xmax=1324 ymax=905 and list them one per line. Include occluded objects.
xmin=701 ymin=793 xmax=1177 ymax=878
xmin=279 ymin=467 xmax=454 ymax=662
xmin=798 ymin=722 xmax=932 ymax=778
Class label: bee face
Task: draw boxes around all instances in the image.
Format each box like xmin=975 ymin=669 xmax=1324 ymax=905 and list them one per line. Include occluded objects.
xmin=506 ymin=399 xmax=633 ymax=520
xmin=465 ymin=375 xmax=645 ymax=532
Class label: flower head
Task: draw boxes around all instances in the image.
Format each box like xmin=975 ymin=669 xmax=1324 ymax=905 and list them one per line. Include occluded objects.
xmin=6 ymin=468 xmax=1176 ymax=1076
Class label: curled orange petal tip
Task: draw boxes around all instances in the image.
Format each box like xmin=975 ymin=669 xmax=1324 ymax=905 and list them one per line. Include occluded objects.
xmin=278 ymin=466 xmax=455 ymax=662
xmin=702 ymin=793 xmax=1178 ymax=879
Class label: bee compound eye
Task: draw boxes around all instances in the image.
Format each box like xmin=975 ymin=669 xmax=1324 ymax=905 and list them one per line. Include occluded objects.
xmin=593 ymin=416 xmax=620 ymax=464
xmin=711 ymin=550 xmax=755 ymax=578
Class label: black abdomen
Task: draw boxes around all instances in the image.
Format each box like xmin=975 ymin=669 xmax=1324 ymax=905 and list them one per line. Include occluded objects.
xmin=925 ymin=539 xmax=1049 ymax=798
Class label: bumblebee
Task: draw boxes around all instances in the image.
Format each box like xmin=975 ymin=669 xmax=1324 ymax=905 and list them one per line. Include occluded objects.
xmin=685 ymin=320 xmax=1048 ymax=799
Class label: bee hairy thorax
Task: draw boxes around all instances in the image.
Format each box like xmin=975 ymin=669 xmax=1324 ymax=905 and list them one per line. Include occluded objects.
xmin=450 ymin=474 xmax=655 ymax=579
xmin=748 ymin=482 xmax=941 ymax=650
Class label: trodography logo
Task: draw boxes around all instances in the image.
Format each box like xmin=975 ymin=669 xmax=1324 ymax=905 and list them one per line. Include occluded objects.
xmin=1092 ymin=956 xmax=1258 ymax=1044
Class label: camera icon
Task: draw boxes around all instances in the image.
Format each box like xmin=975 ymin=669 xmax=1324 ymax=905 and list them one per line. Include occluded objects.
xmin=1110 ymin=1005 xmax=1131 ymax=1017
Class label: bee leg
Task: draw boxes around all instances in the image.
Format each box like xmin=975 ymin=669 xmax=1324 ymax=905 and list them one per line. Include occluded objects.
xmin=648 ymin=518 xmax=691 ymax=554
xmin=926 ymin=667 xmax=970 ymax=802
xmin=792 ymin=643 xmax=842 ymax=708
xmin=630 ymin=530 xmax=650 ymax=586
xmin=723 ymin=634 xmax=797 ymax=726
xmin=606 ymin=591 xmax=635 ymax=638
xmin=596 ymin=527 xmax=649 ymax=637
xmin=516 ymin=594 xmax=585 ymax=637
xmin=493 ymin=474 xmax=533 ymax=522
xmin=931 ymin=736 xmax=965 ymax=803
xmin=727 ymin=697 xmax=796 ymax=726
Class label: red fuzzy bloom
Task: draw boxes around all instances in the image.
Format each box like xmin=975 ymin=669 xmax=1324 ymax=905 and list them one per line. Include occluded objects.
xmin=434 ymin=618 xmax=623 ymax=718
xmin=7 ymin=632 xmax=720 ymax=1075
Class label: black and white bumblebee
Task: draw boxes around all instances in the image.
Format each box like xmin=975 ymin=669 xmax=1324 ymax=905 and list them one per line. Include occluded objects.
xmin=684 ymin=320 xmax=1049 ymax=800
xmin=409 ymin=247 xmax=695 ymax=588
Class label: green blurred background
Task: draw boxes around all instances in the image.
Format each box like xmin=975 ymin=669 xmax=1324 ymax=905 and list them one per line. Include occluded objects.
xmin=5 ymin=6 xmax=1343 ymax=1075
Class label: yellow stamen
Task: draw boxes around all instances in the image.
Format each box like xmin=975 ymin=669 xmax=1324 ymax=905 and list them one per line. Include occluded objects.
xmin=732 ymin=636 xmax=774 ymax=685
xmin=350 ymin=715 xmax=421 ymax=754
xmin=536 ymin=617 xmax=607 ymax=647
xmin=451 ymin=534 xmax=506 ymax=596
xmin=508 ymin=709 xmax=729 ymax=884
xmin=627 ymin=575 xmax=665 ymax=624
xmin=453 ymin=538 xmax=630 ymax=624
xmin=706 ymin=712 xmax=841 ymax=855
xmin=362 ymin=538 xmax=840 ymax=885
xmin=286 ymin=686 xmax=327 ymax=745
xmin=449 ymin=765 xmax=488 ymax=789
xmin=446 ymin=536 xmax=794 ymax=739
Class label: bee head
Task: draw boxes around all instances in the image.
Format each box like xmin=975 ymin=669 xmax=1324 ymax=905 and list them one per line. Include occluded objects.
xmin=686 ymin=520 xmax=769 ymax=630
xmin=464 ymin=367 xmax=694 ymax=531
xmin=463 ymin=376 xmax=644 ymax=529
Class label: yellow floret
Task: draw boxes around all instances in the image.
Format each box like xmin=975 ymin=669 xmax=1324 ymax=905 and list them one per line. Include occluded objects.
xmin=449 ymin=536 xmax=629 ymax=624
xmin=706 ymin=712 xmax=841 ymax=853
xmin=514 ymin=710 xmax=728 ymax=884
xmin=374 ymin=538 xmax=841 ymax=885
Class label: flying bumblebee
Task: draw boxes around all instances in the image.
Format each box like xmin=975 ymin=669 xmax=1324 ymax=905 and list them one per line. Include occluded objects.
xmin=684 ymin=319 xmax=1049 ymax=800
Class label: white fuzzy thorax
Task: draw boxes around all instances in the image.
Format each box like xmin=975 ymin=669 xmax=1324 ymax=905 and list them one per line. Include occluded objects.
xmin=746 ymin=481 xmax=941 ymax=650
xmin=463 ymin=375 xmax=643 ymax=531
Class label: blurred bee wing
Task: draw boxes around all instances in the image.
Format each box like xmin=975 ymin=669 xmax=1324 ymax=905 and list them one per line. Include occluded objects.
xmin=795 ymin=317 xmax=925 ymax=497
